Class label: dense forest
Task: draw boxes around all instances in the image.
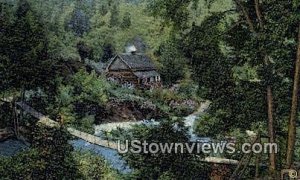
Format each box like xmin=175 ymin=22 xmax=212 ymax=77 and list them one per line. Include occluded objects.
xmin=0 ymin=0 xmax=300 ymax=179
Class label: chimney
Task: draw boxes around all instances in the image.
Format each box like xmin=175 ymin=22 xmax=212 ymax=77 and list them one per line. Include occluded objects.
xmin=125 ymin=45 xmax=137 ymax=55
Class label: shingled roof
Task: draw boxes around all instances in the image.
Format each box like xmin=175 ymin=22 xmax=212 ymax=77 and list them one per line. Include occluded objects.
xmin=112 ymin=53 xmax=156 ymax=70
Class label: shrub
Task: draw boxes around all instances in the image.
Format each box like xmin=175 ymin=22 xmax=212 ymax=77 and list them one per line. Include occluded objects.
xmin=121 ymin=119 xmax=210 ymax=179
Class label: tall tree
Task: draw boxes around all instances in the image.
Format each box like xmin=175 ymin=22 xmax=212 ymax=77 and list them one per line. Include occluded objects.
xmin=31 ymin=124 xmax=80 ymax=179
xmin=287 ymin=23 xmax=300 ymax=168
xmin=148 ymin=0 xmax=299 ymax=175
xmin=101 ymin=43 xmax=115 ymax=62
xmin=0 ymin=0 xmax=51 ymax=93
xmin=77 ymin=41 xmax=93 ymax=61
xmin=246 ymin=0 xmax=276 ymax=172
xmin=158 ymin=39 xmax=186 ymax=85
xmin=69 ymin=8 xmax=90 ymax=36
xmin=0 ymin=1 xmax=14 ymax=94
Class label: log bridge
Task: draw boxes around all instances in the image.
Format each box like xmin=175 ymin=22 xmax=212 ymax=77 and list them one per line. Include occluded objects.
xmin=15 ymin=102 xmax=119 ymax=150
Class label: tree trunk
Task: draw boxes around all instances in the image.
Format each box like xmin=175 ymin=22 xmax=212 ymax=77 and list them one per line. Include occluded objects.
xmin=286 ymin=24 xmax=300 ymax=168
xmin=253 ymin=0 xmax=277 ymax=171
xmin=255 ymin=133 xmax=261 ymax=179
xmin=17 ymin=86 xmax=26 ymax=137
xmin=267 ymin=86 xmax=276 ymax=173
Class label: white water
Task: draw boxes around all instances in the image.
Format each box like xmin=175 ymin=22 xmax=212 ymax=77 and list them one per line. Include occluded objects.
xmin=183 ymin=101 xmax=211 ymax=141
xmin=94 ymin=101 xmax=211 ymax=141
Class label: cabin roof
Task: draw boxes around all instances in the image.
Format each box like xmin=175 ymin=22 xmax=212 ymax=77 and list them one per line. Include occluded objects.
xmin=108 ymin=53 xmax=156 ymax=71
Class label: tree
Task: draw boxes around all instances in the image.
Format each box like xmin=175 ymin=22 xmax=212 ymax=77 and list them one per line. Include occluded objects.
xmin=148 ymin=0 xmax=300 ymax=176
xmin=230 ymin=0 xmax=300 ymax=173
xmin=77 ymin=41 xmax=93 ymax=61
xmin=147 ymin=0 xmax=192 ymax=30
xmin=286 ymin=23 xmax=300 ymax=168
xmin=109 ymin=4 xmax=119 ymax=27
xmin=0 ymin=1 xmax=13 ymax=94
xmin=121 ymin=12 xmax=131 ymax=29
xmin=55 ymin=70 xmax=111 ymax=130
xmin=30 ymin=124 xmax=81 ymax=179
xmin=158 ymin=39 xmax=186 ymax=85
xmin=101 ymin=43 xmax=115 ymax=62
xmin=181 ymin=14 xmax=232 ymax=99
xmin=234 ymin=0 xmax=276 ymax=172
xmin=0 ymin=0 xmax=52 ymax=93
xmin=0 ymin=124 xmax=81 ymax=179
xmin=121 ymin=119 xmax=209 ymax=179
xmin=69 ymin=8 xmax=90 ymax=36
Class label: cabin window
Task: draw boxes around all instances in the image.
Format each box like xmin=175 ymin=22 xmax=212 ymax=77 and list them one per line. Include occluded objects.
xmin=156 ymin=76 xmax=160 ymax=82
xmin=142 ymin=78 xmax=147 ymax=84
xmin=150 ymin=77 xmax=154 ymax=82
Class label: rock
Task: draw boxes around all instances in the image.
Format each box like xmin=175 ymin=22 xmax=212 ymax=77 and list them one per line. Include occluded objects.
xmin=0 ymin=128 xmax=14 ymax=141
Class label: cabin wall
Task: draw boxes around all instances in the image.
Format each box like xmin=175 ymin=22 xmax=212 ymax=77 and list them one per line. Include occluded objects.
xmin=107 ymin=71 xmax=139 ymax=85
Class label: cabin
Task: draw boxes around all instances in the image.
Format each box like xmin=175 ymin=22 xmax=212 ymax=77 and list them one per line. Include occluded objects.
xmin=106 ymin=47 xmax=161 ymax=89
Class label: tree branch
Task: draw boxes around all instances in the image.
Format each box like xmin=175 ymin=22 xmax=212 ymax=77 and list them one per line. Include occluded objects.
xmin=234 ymin=0 xmax=256 ymax=33
xmin=254 ymin=0 xmax=264 ymax=28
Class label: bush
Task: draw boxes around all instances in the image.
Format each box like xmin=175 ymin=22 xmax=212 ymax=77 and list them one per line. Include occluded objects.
xmin=0 ymin=125 xmax=80 ymax=180
xmin=194 ymin=113 xmax=225 ymax=138
xmin=72 ymin=115 xmax=95 ymax=134
xmin=72 ymin=151 xmax=121 ymax=179
xmin=121 ymin=119 xmax=210 ymax=179
xmin=0 ymin=103 xmax=13 ymax=128
xmin=54 ymin=70 xmax=112 ymax=130
xmin=0 ymin=149 xmax=121 ymax=180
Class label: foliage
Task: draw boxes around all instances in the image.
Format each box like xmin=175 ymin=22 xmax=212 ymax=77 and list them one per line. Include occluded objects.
xmin=148 ymin=0 xmax=300 ymax=174
xmin=0 ymin=0 xmax=53 ymax=92
xmin=121 ymin=119 xmax=209 ymax=179
xmin=0 ymin=102 xmax=13 ymax=128
xmin=69 ymin=8 xmax=90 ymax=36
xmin=30 ymin=125 xmax=80 ymax=179
xmin=195 ymin=113 xmax=222 ymax=137
xmin=141 ymin=84 xmax=200 ymax=116
xmin=72 ymin=151 xmax=121 ymax=180
xmin=0 ymin=0 xmax=169 ymax=63
xmin=147 ymin=0 xmax=192 ymax=29
xmin=55 ymin=70 xmax=111 ymax=131
xmin=148 ymin=0 xmax=298 ymax=136
xmin=157 ymin=38 xmax=187 ymax=85
xmin=0 ymin=148 xmax=44 ymax=179
xmin=121 ymin=12 xmax=131 ymax=29
xmin=0 ymin=125 xmax=80 ymax=179
xmin=0 ymin=140 xmax=120 ymax=179
xmin=77 ymin=41 xmax=93 ymax=60
xmin=177 ymin=69 xmax=200 ymax=100
xmin=1 ymin=0 xmax=300 ymax=178
xmin=182 ymin=13 xmax=233 ymax=100
xmin=71 ymin=70 xmax=110 ymax=104
xmin=110 ymin=4 xmax=120 ymax=27
xmin=101 ymin=43 xmax=115 ymax=62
